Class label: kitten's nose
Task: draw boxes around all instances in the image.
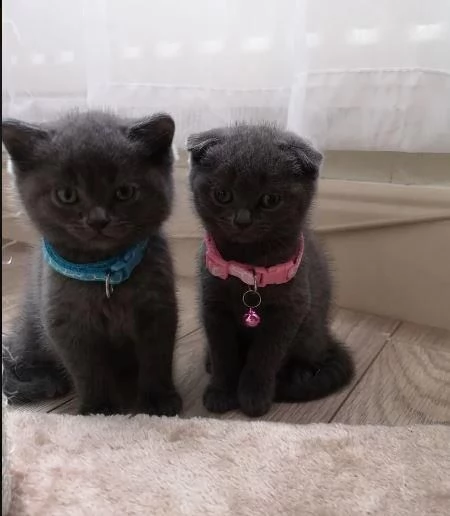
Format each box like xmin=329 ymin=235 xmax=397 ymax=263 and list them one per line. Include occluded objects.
xmin=87 ymin=208 xmax=110 ymax=232
xmin=233 ymin=209 xmax=252 ymax=229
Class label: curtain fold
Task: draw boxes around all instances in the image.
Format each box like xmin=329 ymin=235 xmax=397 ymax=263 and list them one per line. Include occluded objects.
xmin=2 ymin=0 xmax=449 ymax=152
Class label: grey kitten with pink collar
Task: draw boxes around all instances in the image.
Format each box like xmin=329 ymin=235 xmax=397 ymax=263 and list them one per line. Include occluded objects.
xmin=188 ymin=124 xmax=354 ymax=417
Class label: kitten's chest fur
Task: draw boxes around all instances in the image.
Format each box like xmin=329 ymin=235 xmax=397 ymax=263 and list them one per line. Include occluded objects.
xmin=200 ymin=231 xmax=331 ymax=329
xmin=45 ymin=275 xmax=138 ymax=340
xmin=37 ymin=240 xmax=175 ymax=343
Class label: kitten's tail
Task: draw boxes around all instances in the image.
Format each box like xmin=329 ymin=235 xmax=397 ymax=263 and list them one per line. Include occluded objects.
xmin=275 ymin=337 xmax=355 ymax=403
xmin=2 ymin=337 xmax=71 ymax=404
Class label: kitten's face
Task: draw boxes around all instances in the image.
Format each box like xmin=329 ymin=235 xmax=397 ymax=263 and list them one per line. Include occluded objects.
xmin=2 ymin=112 xmax=175 ymax=251
xmin=188 ymin=126 xmax=322 ymax=244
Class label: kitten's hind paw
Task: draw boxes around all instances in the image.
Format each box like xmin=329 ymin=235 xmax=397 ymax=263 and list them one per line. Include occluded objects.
xmin=138 ymin=390 xmax=182 ymax=417
xmin=275 ymin=340 xmax=355 ymax=402
xmin=2 ymin=362 xmax=71 ymax=404
xmin=203 ymin=384 xmax=238 ymax=414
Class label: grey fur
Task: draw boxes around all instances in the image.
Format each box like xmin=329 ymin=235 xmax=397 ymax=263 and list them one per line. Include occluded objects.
xmin=188 ymin=124 xmax=354 ymax=417
xmin=2 ymin=111 xmax=181 ymax=416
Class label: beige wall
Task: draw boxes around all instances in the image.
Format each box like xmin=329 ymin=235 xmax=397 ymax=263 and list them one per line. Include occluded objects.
xmin=322 ymin=151 xmax=450 ymax=186
xmin=173 ymin=150 xmax=450 ymax=186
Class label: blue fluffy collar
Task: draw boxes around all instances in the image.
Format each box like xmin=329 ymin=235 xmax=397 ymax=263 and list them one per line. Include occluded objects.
xmin=42 ymin=239 xmax=149 ymax=298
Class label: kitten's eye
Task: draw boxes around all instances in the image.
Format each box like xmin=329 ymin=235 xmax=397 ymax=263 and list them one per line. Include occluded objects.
xmin=212 ymin=189 xmax=233 ymax=205
xmin=260 ymin=193 xmax=282 ymax=209
xmin=55 ymin=187 xmax=78 ymax=205
xmin=115 ymin=184 xmax=136 ymax=201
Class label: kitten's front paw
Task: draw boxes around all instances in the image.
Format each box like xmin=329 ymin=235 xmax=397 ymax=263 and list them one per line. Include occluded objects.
xmin=79 ymin=401 xmax=116 ymax=416
xmin=138 ymin=391 xmax=182 ymax=417
xmin=238 ymin=374 xmax=274 ymax=418
xmin=203 ymin=384 xmax=238 ymax=414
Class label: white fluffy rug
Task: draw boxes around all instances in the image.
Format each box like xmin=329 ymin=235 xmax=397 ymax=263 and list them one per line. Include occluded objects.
xmin=6 ymin=412 xmax=450 ymax=516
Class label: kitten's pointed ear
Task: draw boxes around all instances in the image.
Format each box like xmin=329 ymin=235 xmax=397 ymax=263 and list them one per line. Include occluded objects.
xmin=2 ymin=119 xmax=50 ymax=166
xmin=128 ymin=113 xmax=175 ymax=153
xmin=186 ymin=128 xmax=227 ymax=162
xmin=279 ymin=134 xmax=323 ymax=180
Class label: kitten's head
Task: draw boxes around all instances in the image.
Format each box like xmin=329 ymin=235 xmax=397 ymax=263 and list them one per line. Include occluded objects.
xmin=187 ymin=124 xmax=322 ymax=244
xmin=2 ymin=111 xmax=175 ymax=252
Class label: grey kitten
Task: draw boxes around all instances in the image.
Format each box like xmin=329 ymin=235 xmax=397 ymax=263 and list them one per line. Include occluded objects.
xmin=2 ymin=111 xmax=182 ymax=416
xmin=188 ymin=124 xmax=354 ymax=417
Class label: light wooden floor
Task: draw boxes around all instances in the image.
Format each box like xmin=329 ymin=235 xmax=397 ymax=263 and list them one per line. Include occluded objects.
xmin=3 ymin=242 xmax=450 ymax=425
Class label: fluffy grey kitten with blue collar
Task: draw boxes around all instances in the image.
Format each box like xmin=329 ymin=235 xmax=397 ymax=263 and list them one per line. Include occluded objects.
xmin=2 ymin=111 xmax=182 ymax=416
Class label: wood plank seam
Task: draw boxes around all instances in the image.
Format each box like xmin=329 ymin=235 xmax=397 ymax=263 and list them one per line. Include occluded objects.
xmin=329 ymin=319 xmax=402 ymax=422
xmin=47 ymin=397 xmax=75 ymax=414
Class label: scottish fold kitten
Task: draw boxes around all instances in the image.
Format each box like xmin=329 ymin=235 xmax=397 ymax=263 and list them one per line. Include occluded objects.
xmin=2 ymin=111 xmax=181 ymax=416
xmin=188 ymin=124 xmax=354 ymax=417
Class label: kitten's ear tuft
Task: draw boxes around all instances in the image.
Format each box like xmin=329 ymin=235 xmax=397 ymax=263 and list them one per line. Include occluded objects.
xmin=128 ymin=113 xmax=175 ymax=153
xmin=2 ymin=119 xmax=50 ymax=166
xmin=278 ymin=134 xmax=323 ymax=180
xmin=186 ymin=128 xmax=227 ymax=162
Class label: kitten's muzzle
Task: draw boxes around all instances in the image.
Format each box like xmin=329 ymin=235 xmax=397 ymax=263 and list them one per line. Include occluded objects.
xmin=86 ymin=207 xmax=110 ymax=232
xmin=233 ymin=209 xmax=252 ymax=229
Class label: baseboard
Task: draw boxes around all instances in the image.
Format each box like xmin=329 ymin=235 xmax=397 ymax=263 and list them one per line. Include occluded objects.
xmin=314 ymin=181 xmax=450 ymax=330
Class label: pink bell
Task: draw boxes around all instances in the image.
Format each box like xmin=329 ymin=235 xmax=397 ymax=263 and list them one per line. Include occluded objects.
xmin=243 ymin=308 xmax=261 ymax=328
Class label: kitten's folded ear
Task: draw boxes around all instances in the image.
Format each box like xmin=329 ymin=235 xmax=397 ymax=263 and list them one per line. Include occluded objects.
xmin=2 ymin=119 xmax=50 ymax=167
xmin=128 ymin=113 xmax=175 ymax=153
xmin=278 ymin=133 xmax=323 ymax=180
xmin=186 ymin=128 xmax=228 ymax=162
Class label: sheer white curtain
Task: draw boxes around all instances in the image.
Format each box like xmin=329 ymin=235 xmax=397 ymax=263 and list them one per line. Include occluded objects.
xmin=2 ymin=0 xmax=450 ymax=151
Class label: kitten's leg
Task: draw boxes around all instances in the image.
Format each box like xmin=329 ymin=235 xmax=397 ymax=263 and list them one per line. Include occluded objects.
xmin=69 ymin=345 xmax=119 ymax=416
xmin=275 ymin=333 xmax=354 ymax=402
xmin=202 ymin=308 xmax=242 ymax=413
xmin=205 ymin=350 xmax=212 ymax=374
xmin=2 ymin=315 xmax=71 ymax=403
xmin=112 ymin=345 xmax=139 ymax=412
xmin=50 ymin=323 xmax=120 ymax=415
xmin=238 ymin=308 xmax=299 ymax=417
xmin=134 ymin=307 xmax=182 ymax=417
